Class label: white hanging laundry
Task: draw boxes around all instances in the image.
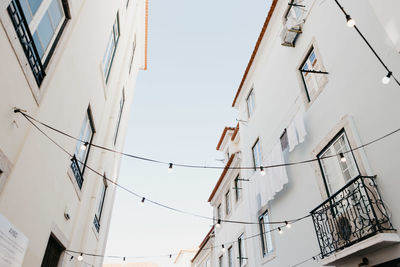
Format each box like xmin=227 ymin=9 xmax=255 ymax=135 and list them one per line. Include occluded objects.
xmin=287 ymin=121 xmax=298 ymax=152
xmin=257 ymin=141 xmax=289 ymax=206
xmin=294 ymin=109 xmax=307 ymax=143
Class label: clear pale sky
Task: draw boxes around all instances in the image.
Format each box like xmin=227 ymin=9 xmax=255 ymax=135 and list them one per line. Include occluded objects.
xmin=104 ymin=0 xmax=271 ymax=265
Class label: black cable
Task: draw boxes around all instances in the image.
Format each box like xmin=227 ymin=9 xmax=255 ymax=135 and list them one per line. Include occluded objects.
xmin=66 ymin=216 xmax=309 ymax=260
xmin=15 ymin=110 xmax=400 ymax=171
xmin=290 ymin=253 xmax=321 ymax=267
xmin=333 ymin=0 xmax=400 ymax=87
xmin=20 ymin=112 xmax=310 ymax=226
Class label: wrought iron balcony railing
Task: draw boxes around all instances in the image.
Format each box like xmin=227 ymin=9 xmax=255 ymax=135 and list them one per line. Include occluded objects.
xmin=7 ymin=0 xmax=45 ymax=86
xmin=93 ymin=215 xmax=100 ymax=232
xmin=70 ymin=155 xmax=84 ymax=189
xmin=310 ymin=175 xmax=395 ymax=258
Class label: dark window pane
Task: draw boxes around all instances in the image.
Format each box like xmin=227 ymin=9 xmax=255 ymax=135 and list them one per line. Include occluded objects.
xmin=32 ymin=32 xmax=44 ymax=58
xmin=36 ymin=13 xmax=54 ymax=54
xmin=41 ymin=235 xmax=65 ymax=267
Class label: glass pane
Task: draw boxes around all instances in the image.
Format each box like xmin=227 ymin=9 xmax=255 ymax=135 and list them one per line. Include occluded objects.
xmin=36 ymin=13 xmax=55 ymax=56
xmin=20 ymin=0 xmax=33 ymax=23
xmin=28 ymin=0 xmax=43 ymax=16
xmin=48 ymin=0 xmax=63 ymax=29
xmin=32 ymin=32 xmax=44 ymax=58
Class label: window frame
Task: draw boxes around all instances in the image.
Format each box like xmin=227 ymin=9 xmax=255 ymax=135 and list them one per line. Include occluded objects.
xmin=94 ymin=176 xmax=108 ymax=232
xmin=113 ymin=88 xmax=125 ymax=145
xmin=234 ymin=174 xmax=241 ymax=201
xmin=218 ymin=254 xmax=224 ymax=267
xmin=225 ymin=190 xmax=231 ymax=215
xmin=317 ymin=129 xmax=361 ymax=197
xmin=74 ymin=108 xmax=95 ymax=176
xmin=102 ymin=12 xmax=120 ymax=83
xmin=237 ymin=233 xmax=247 ymax=267
xmin=252 ymin=138 xmax=262 ymax=170
xmin=227 ymin=246 xmax=234 ymax=267
xmin=129 ymin=35 xmax=136 ymax=74
xmin=246 ymin=88 xmax=255 ymax=118
xmin=259 ymin=210 xmax=273 ymax=257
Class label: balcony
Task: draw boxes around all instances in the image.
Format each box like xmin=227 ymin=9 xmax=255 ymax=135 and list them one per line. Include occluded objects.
xmin=7 ymin=0 xmax=45 ymax=86
xmin=70 ymin=155 xmax=84 ymax=189
xmin=310 ymin=175 xmax=397 ymax=265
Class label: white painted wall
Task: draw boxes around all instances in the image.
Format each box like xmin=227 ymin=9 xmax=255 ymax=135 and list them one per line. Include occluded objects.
xmin=0 ymin=0 xmax=147 ymax=266
xmin=214 ymin=0 xmax=400 ymax=266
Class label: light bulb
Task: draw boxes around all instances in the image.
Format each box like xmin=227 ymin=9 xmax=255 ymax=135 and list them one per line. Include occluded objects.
xmin=168 ymin=163 xmax=173 ymax=173
xmin=77 ymin=253 xmax=83 ymax=261
xmin=169 ymin=254 xmax=174 ymax=263
xmin=216 ymin=219 xmax=221 ymax=228
xmin=80 ymin=142 xmax=88 ymax=151
xmin=346 ymin=15 xmax=355 ymax=27
xmin=222 ymin=244 xmax=226 ymax=253
xmin=382 ymin=72 xmax=392 ymax=84
xmin=339 ymin=153 xmax=346 ymax=163
xmin=260 ymin=166 xmax=266 ymax=176
xmin=285 ymin=221 xmax=291 ymax=229
xmin=278 ymin=227 xmax=283 ymax=234
xmin=141 ymin=197 xmax=145 ymax=205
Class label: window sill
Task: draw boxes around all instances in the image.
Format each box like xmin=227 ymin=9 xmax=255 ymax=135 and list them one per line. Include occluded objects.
xmin=320 ymin=233 xmax=400 ymax=266
xmin=261 ymin=251 xmax=276 ymax=265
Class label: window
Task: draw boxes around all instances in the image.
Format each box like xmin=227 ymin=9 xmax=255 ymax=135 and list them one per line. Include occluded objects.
xmin=259 ymin=210 xmax=273 ymax=256
xmin=219 ymin=255 xmax=224 ymax=267
xmin=246 ymin=89 xmax=255 ymax=118
xmin=280 ymin=129 xmax=289 ymax=151
xmin=7 ymin=0 xmax=69 ymax=86
xmin=300 ymin=47 xmax=327 ymax=102
xmin=281 ymin=0 xmax=304 ymax=47
xmin=228 ymin=246 xmax=234 ymax=267
xmin=205 ymin=258 xmax=210 ymax=267
xmin=234 ymin=175 xmax=241 ymax=201
xmin=225 ymin=190 xmax=231 ymax=215
xmin=217 ymin=204 xmax=222 ymax=220
xmin=238 ymin=233 xmax=247 ymax=267
xmin=252 ymin=139 xmax=262 ymax=170
xmin=93 ymin=177 xmax=107 ymax=232
xmin=41 ymin=234 xmax=65 ymax=267
xmin=317 ymin=130 xmax=360 ymax=196
xmin=129 ymin=36 xmax=136 ymax=74
xmin=102 ymin=12 xmax=120 ymax=82
xmin=71 ymin=109 xmax=94 ymax=189
xmin=113 ymin=89 xmax=125 ymax=144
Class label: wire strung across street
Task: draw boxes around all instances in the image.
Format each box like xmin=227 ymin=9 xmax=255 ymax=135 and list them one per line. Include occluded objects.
xmin=334 ymin=0 xmax=400 ymax=87
xmin=15 ymin=110 xmax=400 ymax=171
xmin=66 ymin=215 xmax=311 ymax=261
xmin=18 ymin=110 xmax=311 ymax=226
xmin=290 ymin=253 xmax=322 ymax=267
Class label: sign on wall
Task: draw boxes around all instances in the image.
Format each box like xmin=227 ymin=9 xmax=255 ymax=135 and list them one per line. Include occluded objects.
xmin=0 ymin=213 xmax=28 ymax=267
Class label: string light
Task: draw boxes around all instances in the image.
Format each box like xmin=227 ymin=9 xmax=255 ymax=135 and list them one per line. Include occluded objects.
xmin=222 ymin=244 xmax=226 ymax=253
xmin=260 ymin=166 xmax=266 ymax=176
xmin=345 ymin=14 xmax=355 ymax=27
xmin=169 ymin=254 xmax=173 ymax=263
xmin=80 ymin=142 xmax=89 ymax=151
xmin=16 ymin=111 xmax=400 ymax=172
xmin=339 ymin=153 xmax=346 ymax=162
xmin=168 ymin=163 xmax=173 ymax=173
xmin=216 ymin=219 xmax=221 ymax=228
xmin=78 ymin=253 xmax=84 ymax=261
xmin=382 ymin=72 xmax=392 ymax=85
xmin=141 ymin=197 xmax=145 ymax=205
xmin=17 ymin=111 xmax=400 ymax=226
xmin=285 ymin=221 xmax=291 ymax=229
xmin=278 ymin=227 xmax=283 ymax=234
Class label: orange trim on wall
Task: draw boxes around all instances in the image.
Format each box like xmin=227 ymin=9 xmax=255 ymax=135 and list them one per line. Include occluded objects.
xmin=191 ymin=226 xmax=215 ymax=262
xmin=232 ymin=0 xmax=278 ymax=107
xmin=143 ymin=0 xmax=149 ymax=70
xmin=208 ymin=154 xmax=235 ymax=202
xmin=216 ymin=127 xmax=236 ymax=150
xmin=231 ymin=123 xmax=239 ymax=141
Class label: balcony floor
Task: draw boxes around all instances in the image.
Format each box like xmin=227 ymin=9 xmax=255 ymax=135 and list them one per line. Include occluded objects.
xmin=321 ymin=233 xmax=400 ymax=266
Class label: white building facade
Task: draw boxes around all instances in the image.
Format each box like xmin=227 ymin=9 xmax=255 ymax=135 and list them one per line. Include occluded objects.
xmin=0 ymin=0 xmax=148 ymax=265
xmin=191 ymin=227 xmax=215 ymax=267
xmin=207 ymin=0 xmax=400 ymax=266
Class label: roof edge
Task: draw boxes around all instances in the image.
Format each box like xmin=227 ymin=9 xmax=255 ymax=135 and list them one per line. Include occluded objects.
xmin=232 ymin=0 xmax=278 ymax=107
